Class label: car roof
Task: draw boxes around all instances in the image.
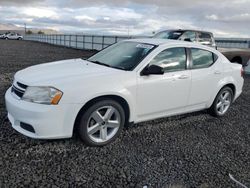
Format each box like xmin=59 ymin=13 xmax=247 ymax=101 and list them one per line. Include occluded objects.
xmin=157 ymin=29 xmax=213 ymax=35
xmin=123 ymin=38 xmax=219 ymax=54
xmin=124 ymin=38 xmax=189 ymax=46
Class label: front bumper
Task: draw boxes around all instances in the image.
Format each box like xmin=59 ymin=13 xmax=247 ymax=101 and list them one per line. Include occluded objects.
xmin=5 ymin=88 xmax=81 ymax=139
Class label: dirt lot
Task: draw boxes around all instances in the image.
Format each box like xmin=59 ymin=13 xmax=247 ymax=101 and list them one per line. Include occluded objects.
xmin=0 ymin=40 xmax=250 ymax=188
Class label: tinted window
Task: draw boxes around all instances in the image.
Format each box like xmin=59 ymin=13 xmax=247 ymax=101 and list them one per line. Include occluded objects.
xmin=191 ymin=48 xmax=214 ymax=69
xmin=180 ymin=31 xmax=196 ymax=42
xmin=154 ymin=31 xmax=184 ymax=40
xmin=197 ymin=32 xmax=212 ymax=45
xmin=149 ymin=48 xmax=187 ymax=72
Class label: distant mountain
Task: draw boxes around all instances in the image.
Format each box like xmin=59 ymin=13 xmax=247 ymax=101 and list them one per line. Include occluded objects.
xmin=28 ymin=28 xmax=59 ymax=34
xmin=0 ymin=23 xmax=59 ymax=34
xmin=0 ymin=23 xmax=22 ymax=30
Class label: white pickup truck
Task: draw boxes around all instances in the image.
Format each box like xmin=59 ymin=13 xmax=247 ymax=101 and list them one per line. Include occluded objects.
xmin=154 ymin=29 xmax=250 ymax=67
xmin=4 ymin=33 xmax=23 ymax=40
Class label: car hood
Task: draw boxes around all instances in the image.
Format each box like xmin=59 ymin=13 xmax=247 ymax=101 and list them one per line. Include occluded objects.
xmin=15 ymin=58 xmax=122 ymax=85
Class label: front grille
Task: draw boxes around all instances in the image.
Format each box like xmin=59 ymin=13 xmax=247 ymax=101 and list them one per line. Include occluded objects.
xmin=11 ymin=85 xmax=25 ymax=98
xmin=11 ymin=81 xmax=27 ymax=98
xmin=17 ymin=82 xmax=28 ymax=89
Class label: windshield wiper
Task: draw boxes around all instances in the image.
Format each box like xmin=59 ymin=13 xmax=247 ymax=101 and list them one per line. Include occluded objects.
xmin=111 ymin=65 xmax=127 ymax=70
xmin=87 ymin=60 xmax=127 ymax=70
xmin=88 ymin=60 xmax=111 ymax=68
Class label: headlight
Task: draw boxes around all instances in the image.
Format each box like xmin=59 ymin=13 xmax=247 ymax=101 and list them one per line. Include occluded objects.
xmin=22 ymin=86 xmax=63 ymax=105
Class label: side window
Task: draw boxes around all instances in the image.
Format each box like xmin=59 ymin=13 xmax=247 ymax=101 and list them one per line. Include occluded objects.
xmin=191 ymin=48 xmax=215 ymax=69
xmin=197 ymin=32 xmax=212 ymax=45
xmin=180 ymin=31 xmax=196 ymax=42
xmin=149 ymin=47 xmax=187 ymax=72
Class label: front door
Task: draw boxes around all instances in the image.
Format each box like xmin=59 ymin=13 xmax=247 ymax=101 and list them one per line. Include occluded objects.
xmin=136 ymin=47 xmax=191 ymax=121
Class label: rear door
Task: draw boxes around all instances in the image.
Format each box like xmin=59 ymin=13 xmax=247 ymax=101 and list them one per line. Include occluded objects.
xmin=188 ymin=48 xmax=222 ymax=108
xmin=8 ymin=34 xmax=16 ymax=39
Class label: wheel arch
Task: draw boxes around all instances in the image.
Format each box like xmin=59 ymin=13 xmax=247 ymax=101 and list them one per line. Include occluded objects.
xmin=216 ymin=83 xmax=236 ymax=101
xmin=73 ymin=95 xmax=131 ymax=132
xmin=231 ymin=56 xmax=242 ymax=65
xmin=208 ymin=82 xmax=236 ymax=108
xmin=223 ymin=83 xmax=236 ymax=97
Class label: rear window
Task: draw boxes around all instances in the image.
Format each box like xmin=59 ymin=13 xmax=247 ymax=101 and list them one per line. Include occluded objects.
xmin=191 ymin=48 xmax=216 ymax=69
xmin=199 ymin=33 xmax=212 ymax=39
xmin=197 ymin=32 xmax=214 ymax=45
xmin=153 ymin=31 xmax=184 ymax=40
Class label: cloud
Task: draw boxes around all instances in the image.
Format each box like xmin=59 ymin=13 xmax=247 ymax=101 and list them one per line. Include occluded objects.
xmin=0 ymin=0 xmax=250 ymax=37
xmin=0 ymin=0 xmax=44 ymax=6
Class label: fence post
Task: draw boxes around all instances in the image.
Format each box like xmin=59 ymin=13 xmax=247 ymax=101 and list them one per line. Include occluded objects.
xmin=92 ymin=35 xmax=94 ymax=50
xmin=83 ymin=35 xmax=85 ymax=50
xmin=76 ymin=35 xmax=78 ymax=48
xmin=102 ymin=36 xmax=105 ymax=50
xmin=69 ymin=35 xmax=71 ymax=47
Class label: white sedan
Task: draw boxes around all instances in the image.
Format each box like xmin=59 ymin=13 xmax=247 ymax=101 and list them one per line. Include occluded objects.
xmin=5 ymin=39 xmax=244 ymax=146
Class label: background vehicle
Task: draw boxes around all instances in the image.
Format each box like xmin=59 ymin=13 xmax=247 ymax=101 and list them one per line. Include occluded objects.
xmin=153 ymin=29 xmax=217 ymax=49
xmin=154 ymin=29 xmax=250 ymax=66
xmin=0 ymin=33 xmax=6 ymax=39
xmin=5 ymin=33 xmax=23 ymax=40
xmin=5 ymin=39 xmax=244 ymax=146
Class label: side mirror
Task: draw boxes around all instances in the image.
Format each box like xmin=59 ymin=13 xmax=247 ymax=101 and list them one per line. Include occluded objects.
xmin=141 ymin=64 xmax=164 ymax=76
xmin=184 ymin=38 xmax=192 ymax=42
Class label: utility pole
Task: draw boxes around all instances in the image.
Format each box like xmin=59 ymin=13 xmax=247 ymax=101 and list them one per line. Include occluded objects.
xmin=24 ymin=23 xmax=26 ymax=35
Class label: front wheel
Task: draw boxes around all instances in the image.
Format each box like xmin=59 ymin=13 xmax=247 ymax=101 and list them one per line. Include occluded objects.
xmin=78 ymin=99 xmax=125 ymax=146
xmin=209 ymin=87 xmax=233 ymax=117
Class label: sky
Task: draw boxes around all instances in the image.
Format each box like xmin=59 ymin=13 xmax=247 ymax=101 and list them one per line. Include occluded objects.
xmin=0 ymin=0 xmax=250 ymax=37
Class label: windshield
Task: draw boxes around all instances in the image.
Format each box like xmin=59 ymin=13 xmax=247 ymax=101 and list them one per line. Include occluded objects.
xmin=88 ymin=41 xmax=156 ymax=71
xmin=154 ymin=30 xmax=184 ymax=40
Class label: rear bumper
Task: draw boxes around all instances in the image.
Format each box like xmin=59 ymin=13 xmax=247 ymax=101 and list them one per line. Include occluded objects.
xmin=5 ymin=88 xmax=81 ymax=139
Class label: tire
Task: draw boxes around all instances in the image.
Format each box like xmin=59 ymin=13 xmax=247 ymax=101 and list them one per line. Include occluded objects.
xmin=78 ymin=99 xmax=125 ymax=146
xmin=209 ymin=87 xmax=233 ymax=117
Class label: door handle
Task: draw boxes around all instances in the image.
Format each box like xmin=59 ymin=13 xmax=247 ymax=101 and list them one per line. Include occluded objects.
xmin=214 ymin=70 xmax=221 ymax=75
xmin=178 ymin=75 xmax=189 ymax=79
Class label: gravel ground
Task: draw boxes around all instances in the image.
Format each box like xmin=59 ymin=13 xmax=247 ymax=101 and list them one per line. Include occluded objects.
xmin=0 ymin=40 xmax=250 ymax=188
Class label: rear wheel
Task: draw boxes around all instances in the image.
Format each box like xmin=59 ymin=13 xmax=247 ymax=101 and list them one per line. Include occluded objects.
xmin=78 ymin=99 xmax=125 ymax=146
xmin=209 ymin=87 xmax=233 ymax=117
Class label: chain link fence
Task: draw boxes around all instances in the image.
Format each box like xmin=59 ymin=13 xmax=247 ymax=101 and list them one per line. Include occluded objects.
xmin=24 ymin=34 xmax=250 ymax=50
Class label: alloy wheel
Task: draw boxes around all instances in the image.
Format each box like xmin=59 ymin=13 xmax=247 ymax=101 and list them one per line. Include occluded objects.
xmin=216 ymin=90 xmax=232 ymax=115
xmin=87 ymin=106 xmax=121 ymax=143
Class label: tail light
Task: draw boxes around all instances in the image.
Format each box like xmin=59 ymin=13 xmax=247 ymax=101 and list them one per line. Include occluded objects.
xmin=241 ymin=67 xmax=244 ymax=77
